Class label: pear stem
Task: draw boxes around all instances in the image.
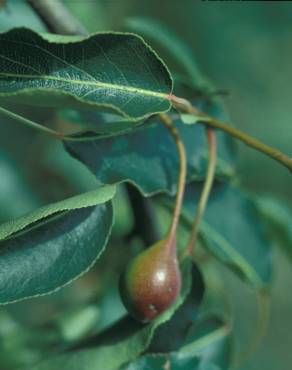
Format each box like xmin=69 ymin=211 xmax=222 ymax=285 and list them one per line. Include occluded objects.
xmin=160 ymin=113 xmax=187 ymax=248
xmin=170 ymin=94 xmax=292 ymax=174
xmin=184 ymin=128 xmax=217 ymax=259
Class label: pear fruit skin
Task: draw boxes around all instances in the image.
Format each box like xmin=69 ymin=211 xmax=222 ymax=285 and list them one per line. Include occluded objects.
xmin=119 ymin=238 xmax=181 ymax=323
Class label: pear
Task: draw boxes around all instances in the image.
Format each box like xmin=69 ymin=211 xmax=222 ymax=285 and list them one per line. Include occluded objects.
xmin=119 ymin=237 xmax=181 ymax=323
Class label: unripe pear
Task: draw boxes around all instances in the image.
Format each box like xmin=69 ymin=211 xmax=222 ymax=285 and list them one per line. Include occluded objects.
xmin=119 ymin=237 xmax=181 ymax=323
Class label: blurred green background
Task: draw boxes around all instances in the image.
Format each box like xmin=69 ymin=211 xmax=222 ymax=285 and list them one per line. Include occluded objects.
xmin=0 ymin=1 xmax=291 ymax=369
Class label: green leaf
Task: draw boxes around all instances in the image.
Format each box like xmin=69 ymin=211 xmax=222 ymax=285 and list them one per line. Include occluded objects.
xmin=123 ymin=316 xmax=229 ymax=370
xmin=254 ymin=195 xmax=292 ymax=260
xmin=180 ymin=113 xmax=211 ymax=125
xmin=65 ymin=116 xmax=235 ymax=196
xmin=182 ymin=183 xmax=273 ymax=288
xmin=160 ymin=183 xmax=273 ymax=288
xmin=0 ymin=186 xmax=115 ymax=304
xmin=0 ymin=185 xmax=115 ymax=240
xmin=122 ymin=354 xmax=221 ymax=370
xmin=148 ymin=264 xmax=205 ymax=353
xmin=180 ymin=317 xmax=230 ymax=368
xmin=58 ymin=109 xmax=144 ymax=138
xmin=30 ymin=260 xmax=192 ymax=370
xmin=0 ymin=28 xmax=173 ymax=120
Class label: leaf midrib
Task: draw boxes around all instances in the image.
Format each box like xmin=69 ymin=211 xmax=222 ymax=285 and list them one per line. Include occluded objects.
xmin=0 ymin=72 xmax=169 ymax=99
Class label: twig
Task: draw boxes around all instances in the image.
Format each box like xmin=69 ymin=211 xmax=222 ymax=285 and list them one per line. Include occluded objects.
xmin=28 ymin=0 xmax=87 ymax=35
xmin=171 ymin=94 xmax=292 ymax=174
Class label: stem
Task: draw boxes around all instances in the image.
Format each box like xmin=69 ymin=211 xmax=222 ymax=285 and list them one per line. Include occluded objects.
xmin=28 ymin=0 xmax=87 ymax=36
xmin=171 ymin=94 xmax=292 ymax=173
xmin=184 ymin=128 xmax=217 ymax=259
xmin=160 ymin=114 xmax=187 ymax=244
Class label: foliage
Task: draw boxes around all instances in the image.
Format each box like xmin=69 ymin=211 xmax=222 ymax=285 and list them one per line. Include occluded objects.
xmin=0 ymin=2 xmax=290 ymax=370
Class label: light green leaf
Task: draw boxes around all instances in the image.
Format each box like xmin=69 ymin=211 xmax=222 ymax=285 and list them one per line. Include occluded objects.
xmin=0 ymin=186 xmax=116 ymax=304
xmin=180 ymin=113 xmax=211 ymax=125
xmin=0 ymin=28 xmax=173 ymax=120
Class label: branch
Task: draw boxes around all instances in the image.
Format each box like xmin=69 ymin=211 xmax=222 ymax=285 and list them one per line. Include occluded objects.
xmin=171 ymin=94 xmax=292 ymax=174
xmin=28 ymin=0 xmax=87 ymax=35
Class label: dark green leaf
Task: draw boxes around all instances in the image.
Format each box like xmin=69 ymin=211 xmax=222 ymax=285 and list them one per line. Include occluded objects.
xmin=65 ymin=117 xmax=235 ymax=196
xmin=159 ymin=183 xmax=273 ymax=288
xmin=58 ymin=109 xmax=144 ymax=138
xmin=181 ymin=183 xmax=273 ymax=288
xmin=148 ymin=263 xmax=205 ymax=353
xmin=30 ymin=260 xmax=192 ymax=370
xmin=0 ymin=186 xmax=115 ymax=303
xmin=123 ymin=350 xmax=223 ymax=370
xmin=0 ymin=28 xmax=172 ymax=120
xmin=122 ymin=316 xmax=229 ymax=369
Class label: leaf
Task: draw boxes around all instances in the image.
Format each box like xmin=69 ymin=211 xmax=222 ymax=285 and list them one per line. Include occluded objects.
xmin=0 ymin=28 xmax=173 ymax=120
xmin=254 ymin=195 xmax=292 ymax=260
xmin=160 ymin=183 xmax=273 ymax=288
xmin=180 ymin=317 xmax=230 ymax=369
xmin=147 ymin=263 xmax=205 ymax=353
xmin=0 ymin=186 xmax=116 ymax=304
xmin=180 ymin=113 xmax=211 ymax=125
xmin=30 ymin=260 xmax=192 ymax=370
xmin=65 ymin=116 xmax=235 ymax=197
xmin=125 ymin=17 xmax=208 ymax=90
xmin=122 ymin=354 xmax=221 ymax=370
xmin=57 ymin=109 xmax=144 ymax=138
xmin=182 ymin=183 xmax=273 ymax=288
xmin=122 ymin=316 xmax=229 ymax=370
